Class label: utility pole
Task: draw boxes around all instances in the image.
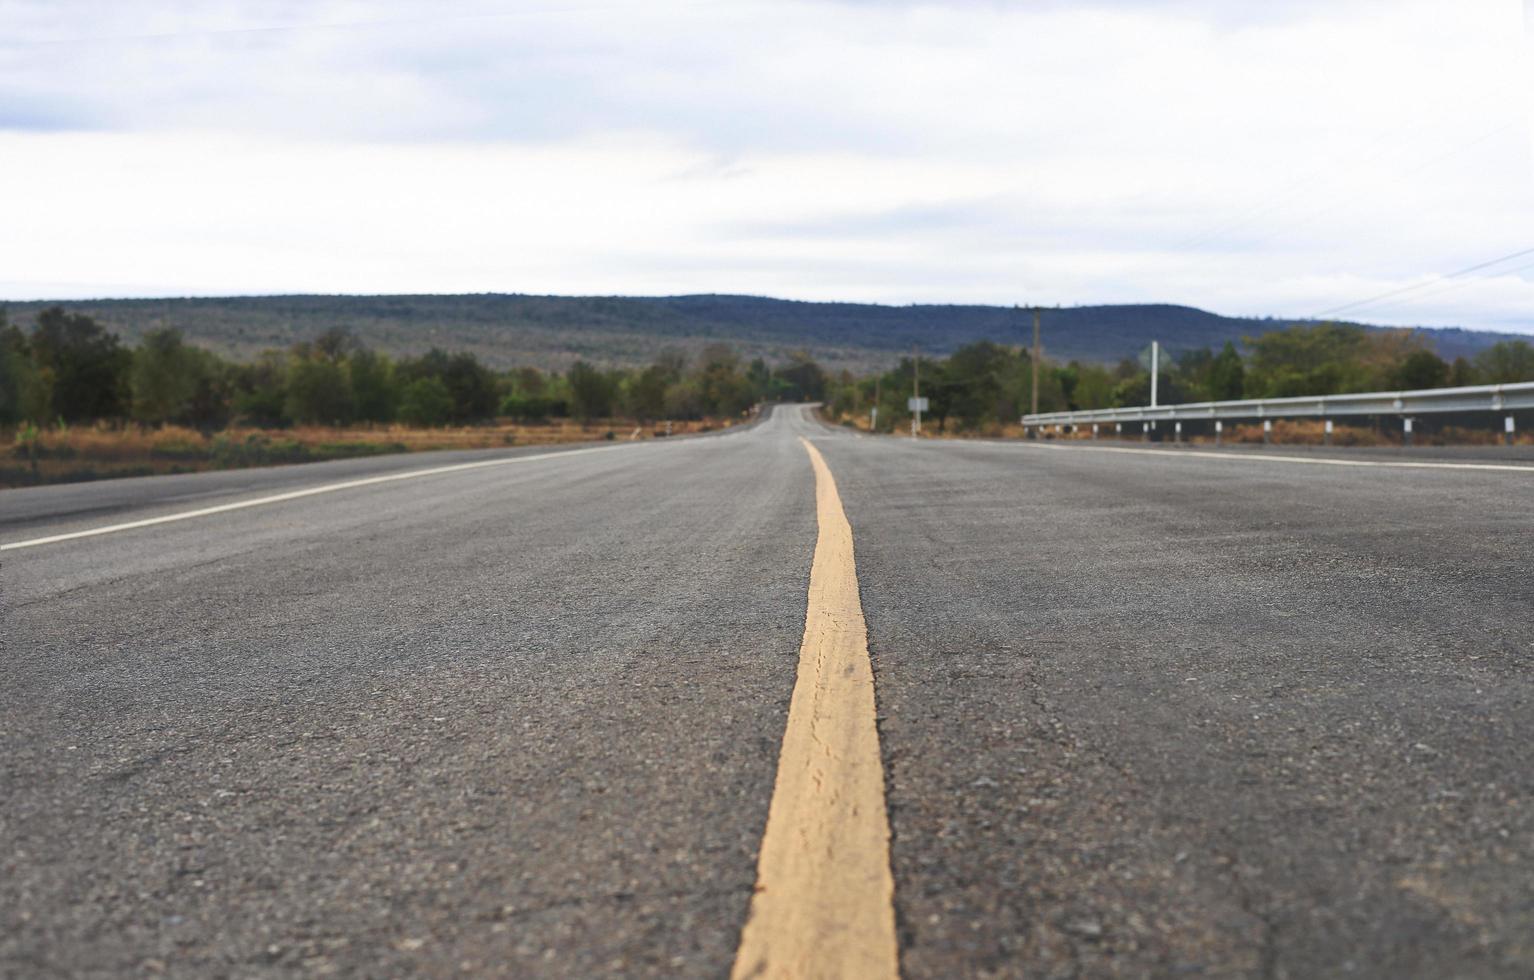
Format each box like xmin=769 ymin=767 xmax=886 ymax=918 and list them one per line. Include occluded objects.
xmin=911 ymin=345 xmax=921 ymax=437
xmin=1150 ymin=340 xmax=1160 ymax=408
xmin=1031 ymin=307 xmax=1041 ymax=418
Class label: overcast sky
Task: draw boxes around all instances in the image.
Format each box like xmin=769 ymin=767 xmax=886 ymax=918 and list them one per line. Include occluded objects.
xmin=2 ymin=0 xmax=1532 ymax=332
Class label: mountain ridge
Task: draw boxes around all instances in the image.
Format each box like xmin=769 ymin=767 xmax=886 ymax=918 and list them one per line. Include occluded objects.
xmin=1 ymin=293 xmax=1521 ymax=372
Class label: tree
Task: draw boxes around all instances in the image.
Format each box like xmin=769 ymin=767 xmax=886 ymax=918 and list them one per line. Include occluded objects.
xmin=1473 ymin=340 xmax=1534 ymax=384
xmin=285 ymin=356 xmax=354 ymax=425
xmin=694 ymin=345 xmax=753 ymax=417
xmin=398 ymin=377 xmax=454 ymax=426
xmin=0 ymin=320 xmax=50 ymax=425
xmin=942 ymin=341 xmax=1012 ymax=429
xmin=230 ymin=353 xmax=289 ymax=427
xmin=397 ymin=349 xmax=498 ymax=422
xmin=131 ymin=328 xmax=205 ymax=424
xmin=1063 ymin=360 xmax=1116 ymax=410
xmin=776 ymin=351 xmax=827 ymax=401
xmin=1245 ymin=322 xmax=1371 ymax=398
xmin=1206 ymin=342 xmax=1246 ymax=400
xmin=313 ymin=327 xmax=355 ymax=363
xmin=182 ymin=356 xmax=232 ymax=430
xmin=567 ymin=360 xmax=615 ymax=420
xmin=626 ymin=362 xmax=674 ymax=421
xmin=1390 ymin=349 xmax=1449 ymax=390
xmin=349 ymin=349 xmax=397 ymax=423
xmin=29 ymin=307 xmax=130 ymax=421
xmin=439 ymin=352 xmax=499 ymax=421
xmin=1448 ymin=356 xmax=1478 ymax=387
xmin=512 ymin=366 xmax=547 ymax=397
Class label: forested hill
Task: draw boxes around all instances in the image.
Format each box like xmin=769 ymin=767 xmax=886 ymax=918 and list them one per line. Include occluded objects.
xmin=1 ymin=293 xmax=1517 ymax=372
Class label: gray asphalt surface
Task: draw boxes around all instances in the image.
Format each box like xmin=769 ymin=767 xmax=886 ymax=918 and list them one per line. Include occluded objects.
xmin=4 ymin=406 xmax=1532 ymax=978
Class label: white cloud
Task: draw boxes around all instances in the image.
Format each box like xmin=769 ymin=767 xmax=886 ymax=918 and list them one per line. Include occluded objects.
xmin=0 ymin=0 xmax=1530 ymax=333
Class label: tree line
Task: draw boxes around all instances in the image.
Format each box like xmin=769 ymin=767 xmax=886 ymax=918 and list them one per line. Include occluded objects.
xmin=0 ymin=307 xmax=830 ymax=429
xmin=829 ymin=322 xmax=1534 ymax=432
xmin=7 ymin=307 xmax=1530 ymax=436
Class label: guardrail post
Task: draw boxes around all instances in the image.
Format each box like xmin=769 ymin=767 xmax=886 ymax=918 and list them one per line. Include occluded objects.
xmin=1324 ymin=419 xmax=1333 ymax=446
xmin=1506 ymin=415 xmax=1516 ymax=446
xmin=1403 ymin=417 xmax=1413 ymax=447
xmin=1214 ymin=420 xmax=1222 ymax=447
xmin=1263 ymin=419 xmax=1272 ymax=445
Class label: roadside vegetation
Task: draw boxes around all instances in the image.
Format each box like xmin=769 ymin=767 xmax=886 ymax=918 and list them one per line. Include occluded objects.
xmin=825 ymin=322 xmax=1534 ymax=437
xmin=1 ymin=306 xmax=827 ymax=487
xmin=6 ymin=307 xmax=1532 ymax=485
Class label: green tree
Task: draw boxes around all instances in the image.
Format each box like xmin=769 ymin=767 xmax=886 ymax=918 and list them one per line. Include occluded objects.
xmin=313 ymin=326 xmax=355 ymax=363
xmin=1064 ymin=360 xmax=1116 ymax=410
xmin=29 ymin=307 xmax=130 ymax=421
xmin=942 ymin=341 xmax=1012 ymax=429
xmin=694 ymin=345 xmax=753 ymax=417
xmin=626 ymin=361 xmax=675 ymax=421
xmin=1448 ymin=356 xmax=1478 ymax=387
xmin=398 ymin=376 xmax=454 ymax=426
xmin=511 ymin=366 xmax=547 ymax=397
xmin=398 ymin=349 xmax=498 ymax=422
xmin=231 ymin=353 xmax=289 ymax=427
xmin=567 ymin=360 xmax=615 ymax=420
xmin=130 ymin=328 xmax=205 ymax=424
xmin=1473 ymin=340 xmax=1534 ymax=384
xmin=0 ymin=320 xmax=50 ymax=425
xmin=1390 ymin=349 xmax=1449 ymax=390
xmin=1206 ymin=341 xmax=1246 ymax=400
xmin=285 ymin=356 xmax=354 ymax=425
xmin=1245 ymin=322 xmax=1371 ymax=398
xmin=439 ymin=353 xmax=499 ymax=421
xmin=775 ymin=351 xmax=827 ymax=401
xmin=349 ymin=348 xmax=397 ymax=423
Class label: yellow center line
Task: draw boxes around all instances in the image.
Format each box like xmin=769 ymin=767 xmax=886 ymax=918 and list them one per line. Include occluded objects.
xmin=732 ymin=437 xmax=899 ymax=980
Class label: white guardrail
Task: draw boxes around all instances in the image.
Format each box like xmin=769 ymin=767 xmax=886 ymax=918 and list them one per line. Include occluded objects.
xmin=1023 ymin=381 xmax=1534 ymax=429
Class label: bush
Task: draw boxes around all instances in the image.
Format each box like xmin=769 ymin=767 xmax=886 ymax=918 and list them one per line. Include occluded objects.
xmin=398 ymin=377 xmax=454 ymax=427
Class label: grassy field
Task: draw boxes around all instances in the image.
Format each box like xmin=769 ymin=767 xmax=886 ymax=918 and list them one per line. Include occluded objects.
xmin=2 ymin=418 xmax=737 ymax=488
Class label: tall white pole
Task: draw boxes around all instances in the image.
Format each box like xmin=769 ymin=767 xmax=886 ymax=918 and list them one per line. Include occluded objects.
xmin=1150 ymin=340 xmax=1159 ymax=408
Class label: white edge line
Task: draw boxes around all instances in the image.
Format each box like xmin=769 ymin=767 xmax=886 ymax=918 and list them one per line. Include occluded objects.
xmin=1 ymin=443 xmax=630 ymax=551
xmin=982 ymin=440 xmax=1534 ymax=473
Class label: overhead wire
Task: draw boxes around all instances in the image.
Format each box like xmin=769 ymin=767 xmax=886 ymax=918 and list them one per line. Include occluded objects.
xmin=1313 ymin=245 xmax=1534 ymax=319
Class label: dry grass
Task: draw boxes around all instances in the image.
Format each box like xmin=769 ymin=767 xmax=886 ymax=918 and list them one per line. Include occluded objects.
xmin=1 ymin=417 xmax=739 ymax=488
xmin=1035 ymin=417 xmax=1531 ymax=447
xmin=830 ymin=411 xmax=1530 ymax=447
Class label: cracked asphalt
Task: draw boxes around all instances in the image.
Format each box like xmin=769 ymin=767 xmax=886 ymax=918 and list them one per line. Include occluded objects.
xmin=4 ymin=405 xmax=1532 ymax=978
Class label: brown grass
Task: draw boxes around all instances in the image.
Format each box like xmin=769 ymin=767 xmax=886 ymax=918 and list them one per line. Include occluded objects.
xmin=1 ymin=417 xmax=739 ymax=488
xmin=1035 ymin=417 xmax=1532 ymax=448
xmin=829 ymin=411 xmax=1531 ymax=448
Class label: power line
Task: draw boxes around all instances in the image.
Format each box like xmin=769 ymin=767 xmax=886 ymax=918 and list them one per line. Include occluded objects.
xmin=1205 ymin=123 xmax=1520 ymax=259
xmin=1314 ymin=245 xmax=1534 ymax=319
xmin=1341 ymin=257 xmax=1534 ymax=320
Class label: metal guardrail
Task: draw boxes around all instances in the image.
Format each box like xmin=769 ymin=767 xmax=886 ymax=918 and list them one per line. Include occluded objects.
xmin=1022 ymin=381 xmax=1534 ymax=427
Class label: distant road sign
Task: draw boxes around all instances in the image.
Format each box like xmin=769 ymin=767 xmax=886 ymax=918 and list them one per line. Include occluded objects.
xmin=908 ymin=397 xmax=929 ymax=412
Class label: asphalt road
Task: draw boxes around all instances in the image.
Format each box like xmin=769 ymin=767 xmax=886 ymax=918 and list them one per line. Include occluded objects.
xmin=4 ymin=405 xmax=1532 ymax=978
